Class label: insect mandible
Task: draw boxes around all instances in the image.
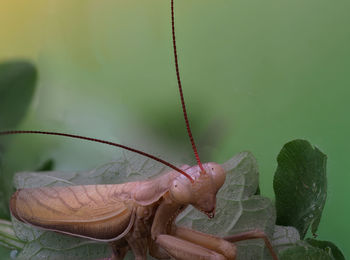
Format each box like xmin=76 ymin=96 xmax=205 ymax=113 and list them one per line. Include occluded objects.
xmin=1 ymin=1 xmax=279 ymax=259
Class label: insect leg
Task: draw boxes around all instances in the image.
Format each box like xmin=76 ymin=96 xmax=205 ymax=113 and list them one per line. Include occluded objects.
xmin=149 ymin=238 xmax=169 ymax=259
xmin=109 ymin=242 xmax=129 ymax=260
xmin=125 ymin=236 xmax=148 ymax=260
xmin=174 ymin=226 xmax=236 ymax=259
xmin=224 ymin=229 xmax=279 ymax=260
xmin=156 ymin=233 xmax=234 ymax=260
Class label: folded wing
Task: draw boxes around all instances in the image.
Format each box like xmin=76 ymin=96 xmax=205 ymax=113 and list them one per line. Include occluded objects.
xmin=10 ymin=184 xmax=137 ymax=241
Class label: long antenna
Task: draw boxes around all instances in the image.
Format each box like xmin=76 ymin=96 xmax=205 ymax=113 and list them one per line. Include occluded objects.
xmin=0 ymin=130 xmax=194 ymax=183
xmin=170 ymin=0 xmax=205 ymax=173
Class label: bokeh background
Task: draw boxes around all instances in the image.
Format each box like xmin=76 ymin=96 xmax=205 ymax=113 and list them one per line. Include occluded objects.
xmin=0 ymin=0 xmax=349 ymax=257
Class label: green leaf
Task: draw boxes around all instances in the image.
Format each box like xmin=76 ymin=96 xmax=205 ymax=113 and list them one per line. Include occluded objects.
xmin=10 ymin=152 xmax=277 ymax=259
xmin=0 ymin=155 xmax=8 ymax=220
xmin=13 ymin=153 xmax=167 ymax=189
xmin=279 ymin=241 xmax=335 ymax=260
xmin=13 ymin=218 xmax=110 ymax=260
xmin=305 ymin=238 xmax=345 ymax=260
xmin=0 ymin=219 xmax=23 ymax=260
xmin=0 ymin=61 xmax=37 ymax=129
xmin=272 ymin=225 xmax=300 ymax=253
xmin=273 ymin=139 xmax=327 ymax=238
xmin=0 ymin=60 xmax=37 ymax=219
xmin=0 ymin=219 xmax=24 ymax=250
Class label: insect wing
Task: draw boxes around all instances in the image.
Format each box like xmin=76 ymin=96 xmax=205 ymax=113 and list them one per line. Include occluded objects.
xmin=10 ymin=184 xmax=136 ymax=241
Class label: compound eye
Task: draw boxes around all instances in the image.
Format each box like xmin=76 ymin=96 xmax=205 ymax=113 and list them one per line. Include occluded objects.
xmin=170 ymin=179 xmax=192 ymax=204
xmin=209 ymin=163 xmax=226 ymax=190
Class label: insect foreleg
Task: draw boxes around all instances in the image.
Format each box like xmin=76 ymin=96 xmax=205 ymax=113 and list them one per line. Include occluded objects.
xmin=156 ymin=226 xmax=236 ymax=260
xmin=173 ymin=227 xmax=237 ymax=259
xmin=224 ymin=230 xmax=278 ymax=260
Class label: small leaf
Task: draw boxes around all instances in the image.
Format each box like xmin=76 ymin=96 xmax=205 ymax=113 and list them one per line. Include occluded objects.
xmin=305 ymin=238 xmax=345 ymax=260
xmin=273 ymin=139 xmax=327 ymax=238
xmin=0 ymin=61 xmax=37 ymax=129
xmin=279 ymin=241 xmax=335 ymax=260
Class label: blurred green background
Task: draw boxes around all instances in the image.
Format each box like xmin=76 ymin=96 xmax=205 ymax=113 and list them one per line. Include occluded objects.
xmin=0 ymin=0 xmax=349 ymax=257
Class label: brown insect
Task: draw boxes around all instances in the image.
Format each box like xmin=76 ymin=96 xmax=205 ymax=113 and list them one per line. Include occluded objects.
xmin=1 ymin=1 xmax=279 ymax=259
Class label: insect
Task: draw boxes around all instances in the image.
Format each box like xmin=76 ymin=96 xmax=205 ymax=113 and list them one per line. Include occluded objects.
xmin=1 ymin=1 xmax=279 ymax=259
